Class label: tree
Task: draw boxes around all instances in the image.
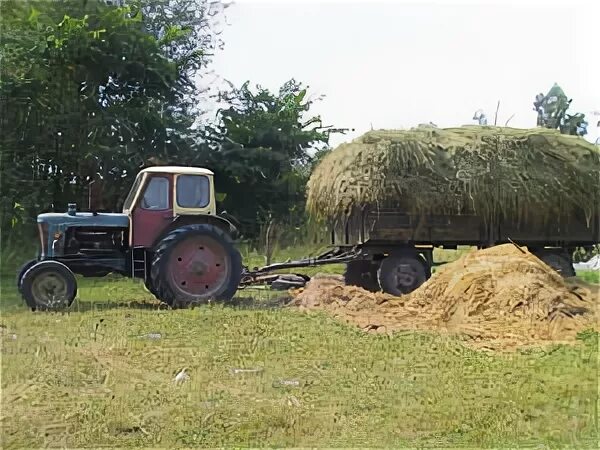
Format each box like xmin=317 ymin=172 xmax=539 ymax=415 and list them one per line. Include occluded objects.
xmin=533 ymin=83 xmax=588 ymax=136
xmin=0 ymin=0 xmax=226 ymax=244
xmin=202 ymin=80 xmax=333 ymax=239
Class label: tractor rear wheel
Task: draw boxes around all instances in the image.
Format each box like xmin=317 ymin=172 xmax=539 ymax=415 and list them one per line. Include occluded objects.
xmin=150 ymin=224 xmax=242 ymax=308
xmin=143 ymin=278 xmax=159 ymax=298
xmin=377 ymin=255 xmax=428 ymax=296
xmin=20 ymin=261 xmax=77 ymax=311
xmin=344 ymin=260 xmax=380 ymax=292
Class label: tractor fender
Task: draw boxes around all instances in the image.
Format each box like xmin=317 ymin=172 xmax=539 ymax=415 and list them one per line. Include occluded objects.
xmin=154 ymin=214 xmax=239 ymax=248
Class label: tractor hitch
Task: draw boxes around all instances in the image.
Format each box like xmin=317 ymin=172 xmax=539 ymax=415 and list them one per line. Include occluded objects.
xmin=238 ymin=247 xmax=360 ymax=290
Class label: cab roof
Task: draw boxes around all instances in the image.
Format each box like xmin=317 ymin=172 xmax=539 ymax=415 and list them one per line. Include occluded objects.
xmin=139 ymin=166 xmax=214 ymax=176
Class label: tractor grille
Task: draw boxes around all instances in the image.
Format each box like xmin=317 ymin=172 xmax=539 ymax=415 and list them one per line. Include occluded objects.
xmin=38 ymin=222 xmax=48 ymax=257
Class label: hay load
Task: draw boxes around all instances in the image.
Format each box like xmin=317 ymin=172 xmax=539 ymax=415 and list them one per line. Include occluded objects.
xmin=307 ymin=126 xmax=600 ymax=224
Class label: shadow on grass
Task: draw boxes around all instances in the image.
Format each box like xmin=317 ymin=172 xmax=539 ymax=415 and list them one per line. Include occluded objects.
xmin=228 ymin=293 xmax=294 ymax=309
xmin=63 ymin=293 xmax=295 ymax=314
xmin=70 ymin=299 xmax=168 ymax=313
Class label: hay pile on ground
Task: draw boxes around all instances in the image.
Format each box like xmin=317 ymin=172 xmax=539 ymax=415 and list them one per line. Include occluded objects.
xmin=290 ymin=244 xmax=599 ymax=351
xmin=307 ymin=126 xmax=600 ymax=225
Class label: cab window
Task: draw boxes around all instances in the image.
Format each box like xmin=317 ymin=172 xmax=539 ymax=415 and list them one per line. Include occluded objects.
xmin=141 ymin=176 xmax=169 ymax=210
xmin=122 ymin=175 xmax=142 ymax=211
xmin=176 ymin=175 xmax=210 ymax=208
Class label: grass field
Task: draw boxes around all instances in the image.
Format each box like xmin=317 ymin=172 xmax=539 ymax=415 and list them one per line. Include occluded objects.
xmin=1 ymin=248 xmax=599 ymax=448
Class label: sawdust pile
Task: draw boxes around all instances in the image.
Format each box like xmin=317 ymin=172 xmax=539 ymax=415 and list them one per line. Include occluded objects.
xmin=290 ymin=244 xmax=599 ymax=351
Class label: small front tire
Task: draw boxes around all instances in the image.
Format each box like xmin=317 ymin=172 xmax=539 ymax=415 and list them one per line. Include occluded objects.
xmin=17 ymin=259 xmax=38 ymax=294
xmin=20 ymin=261 xmax=77 ymax=311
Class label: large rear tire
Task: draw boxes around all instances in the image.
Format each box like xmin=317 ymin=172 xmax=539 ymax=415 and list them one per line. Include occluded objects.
xmin=344 ymin=260 xmax=380 ymax=292
xmin=150 ymin=224 xmax=242 ymax=308
xmin=377 ymin=255 xmax=428 ymax=296
xmin=20 ymin=261 xmax=77 ymax=311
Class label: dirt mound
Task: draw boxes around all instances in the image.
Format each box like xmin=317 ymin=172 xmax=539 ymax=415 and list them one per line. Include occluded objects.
xmin=290 ymin=245 xmax=599 ymax=351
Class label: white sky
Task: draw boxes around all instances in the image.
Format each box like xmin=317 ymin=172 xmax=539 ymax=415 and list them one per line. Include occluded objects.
xmin=210 ymin=0 xmax=600 ymax=146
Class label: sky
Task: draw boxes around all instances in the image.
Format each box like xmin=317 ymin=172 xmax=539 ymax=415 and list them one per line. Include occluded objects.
xmin=208 ymin=0 xmax=599 ymax=147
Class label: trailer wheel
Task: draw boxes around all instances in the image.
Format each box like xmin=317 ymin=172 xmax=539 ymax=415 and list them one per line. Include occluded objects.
xmin=344 ymin=260 xmax=380 ymax=292
xmin=377 ymin=255 xmax=427 ymax=296
xmin=20 ymin=261 xmax=77 ymax=311
xmin=150 ymin=224 xmax=242 ymax=308
xmin=533 ymin=251 xmax=576 ymax=277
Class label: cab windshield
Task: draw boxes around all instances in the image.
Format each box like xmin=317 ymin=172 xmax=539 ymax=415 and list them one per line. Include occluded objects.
xmin=122 ymin=174 xmax=143 ymax=212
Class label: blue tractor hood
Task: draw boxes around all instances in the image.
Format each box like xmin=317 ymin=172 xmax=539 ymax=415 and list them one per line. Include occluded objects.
xmin=36 ymin=210 xmax=130 ymax=258
xmin=37 ymin=211 xmax=129 ymax=228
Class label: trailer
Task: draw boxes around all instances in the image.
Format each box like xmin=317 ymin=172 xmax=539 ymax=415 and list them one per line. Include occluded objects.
xmin=242 ymin=207 xmax=599 ymax=296
xmin=284 ymin=126 xmax=600 ymax=296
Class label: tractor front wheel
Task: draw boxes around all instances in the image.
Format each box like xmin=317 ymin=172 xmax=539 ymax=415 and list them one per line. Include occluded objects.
xmin=150 ymin=224 xmax=242 ymax=308
xmin=20 ymin=261 xmax=78 ymax=311
xmin=17 ymin=259 xmax=38 ymax=294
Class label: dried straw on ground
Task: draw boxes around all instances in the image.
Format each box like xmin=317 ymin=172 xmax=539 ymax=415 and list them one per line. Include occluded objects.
xmin=290 ymin=244 xmax=599 ymax=351
xmin=307 ymin=126 xmax=600 ymax=224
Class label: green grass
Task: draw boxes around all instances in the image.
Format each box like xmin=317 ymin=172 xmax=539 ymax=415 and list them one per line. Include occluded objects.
xmin=1 ymin=270 xmax=599 ymax=448
xmin=577 ymin=270 xmax=600 ymax=285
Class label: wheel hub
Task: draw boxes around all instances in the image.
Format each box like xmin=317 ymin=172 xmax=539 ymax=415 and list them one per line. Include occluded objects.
xmin=31 ymin=272 xmax=68 ymax=307
xmin=394 ymin=264 xmax=417 ymax=288
xmin=378 ymin=255 xmax=427 ymax=296
xmin=190 ymin=260 xmax=208 ymax=276
xmin=168 ymin=235 xmax=230 ymax=299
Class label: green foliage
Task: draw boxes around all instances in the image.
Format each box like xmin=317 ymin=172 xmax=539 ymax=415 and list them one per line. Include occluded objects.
xmin=0 ymin=0 xmax=335 ymax=248
xmin=0 ymin=0 xmax=225 ymax=243
xmin=204 ymin=80 xmax=333 ymax=238
xmin=576 ymin=328 xmax=599 ymax=344
xmin=534 ymin=83 xmax=588 ymax=136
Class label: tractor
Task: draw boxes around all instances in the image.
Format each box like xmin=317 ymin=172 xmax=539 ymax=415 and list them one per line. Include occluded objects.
xmin=17 ymin=166 xmax=243 ymax=310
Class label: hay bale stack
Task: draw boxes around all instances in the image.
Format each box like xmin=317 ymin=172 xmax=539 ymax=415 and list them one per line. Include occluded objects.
xmin=307 ymin=126 xmax=600 ymax=224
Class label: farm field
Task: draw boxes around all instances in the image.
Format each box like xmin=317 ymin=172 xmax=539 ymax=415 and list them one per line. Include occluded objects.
xmin=1 ymin=250 xmax=598 ymax=448
xmin=2 ymin=1 xmax=599 ymax=449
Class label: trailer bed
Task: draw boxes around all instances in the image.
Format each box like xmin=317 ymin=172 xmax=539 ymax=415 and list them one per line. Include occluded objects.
xmin=331 ymin=208 xmax=600 ymax=249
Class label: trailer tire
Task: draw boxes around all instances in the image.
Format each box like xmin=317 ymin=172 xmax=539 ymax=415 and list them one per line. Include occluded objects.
xmin=377 ymin=255 xmax=427 ymax=296
xmin=419 ymin=254 xmax=432 ymax=279
xmin=150 ymin=224 xmax=242 ymax=308
xmin=344 ymin=260 xmax=380 ymax=292
xmin=534 ymin=250 xmax=576 ymax=277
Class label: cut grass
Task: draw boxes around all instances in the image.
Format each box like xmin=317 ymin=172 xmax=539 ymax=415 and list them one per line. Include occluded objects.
xmin=1 ymin=271 xmax=598 ymax=448
xmin=577 ymin=270 xmax=600 ymax=285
